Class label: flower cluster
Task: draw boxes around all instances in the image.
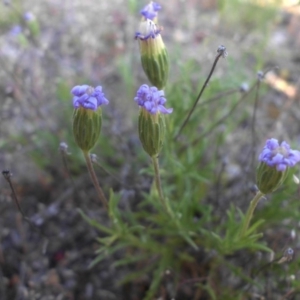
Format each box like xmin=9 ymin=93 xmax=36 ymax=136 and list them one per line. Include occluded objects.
xmin=9 ymin=25 xmax=22 ymax=36
xmin=135 ymin=1 xmax=162 ymax=40
xmin=24 ymin=12 xmax=35 ymax=22
xmin=134 ymin=84 xmax=172 ymax=115
xmin=135 ymin=2 xmax=168 ymax=89
xmin=259 ymin=138 xmax=300 ymax=171
xmin=140 ymin=1 xmax=161 ymax=20
xmin=71 ymin=85 xmax=109 ymax=111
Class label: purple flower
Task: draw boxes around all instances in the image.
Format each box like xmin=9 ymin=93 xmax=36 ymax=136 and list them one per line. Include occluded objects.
xmin=134 ymin=84 xmax=172 ymax=115
xmin=23 ymin=12 xmax=35 ymax=21
xmin=140 ymin=1 xmax=161 ymax=20
xmin=259 ymin=138 xmax=300 ymax=171
xmin=9 ymin=25 xmax=22 ymax=36
xmin=71 ymin=85 xmax=109 ymax=111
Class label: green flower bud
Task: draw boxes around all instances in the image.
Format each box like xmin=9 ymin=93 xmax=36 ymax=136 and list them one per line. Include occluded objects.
xmin=24 ymin=12 xmax=40 ymax=38
xmin=72 ymin=107 xmax=102 ymax=152
xmin=138 ymin=108 xmax=165 ymax=157
xmin=256 ymin=138 xmax=300 ymax=194
xmin=17 ymin=34 xmax=29 ymax=47
xmin=27 ymin=20 xmax=40 ymax=38
xmin=136 ymin=20 xmax=169 ymax=89
xmin=256 ymin=162 xmax=289 ymax=194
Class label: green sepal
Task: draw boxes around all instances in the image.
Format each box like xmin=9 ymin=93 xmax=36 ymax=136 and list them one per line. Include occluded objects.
xmin=141 ymin=48 xmax=169 ymax=90
xmin=27 ymin=20 xmax=40 ymax=38
xmin=256 ymin=162 xmax=289 ymax=194
xmin=138 ymin=109 xmax=165 ymax=157
xmin=72 ymin=107 xmax=102 ymax=152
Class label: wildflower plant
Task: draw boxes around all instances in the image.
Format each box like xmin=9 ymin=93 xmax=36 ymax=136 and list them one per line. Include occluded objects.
xmin=68 ymin=2 xmax=300 ymax=299
xmin=134 ymin=83 xmax=173 ymax=213
xmin=23 ymin=12 xmax=40 ymax=37
xmin=135 ymin=83 xmax=172 ymax=157
xmin=135 ymin=2 xmax=169 ymax=89
xmin=72 ymin=84 xmax=109 ymax=209
xmin=239 ymin=139 xmax=300 ymax=237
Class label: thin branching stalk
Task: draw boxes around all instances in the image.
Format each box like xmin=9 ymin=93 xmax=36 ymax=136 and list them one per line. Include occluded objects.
xmin=60 ymin=143 xmax=74 ymax=183
xmin=91 ymin=155 xmax=124 ymax=186
xmin=250 ymin=79 xmax=260 ymax=170
xmin=196 ymin=88 xmax=239 ymax=108
xmin=213 ymin=157 xmax=227 ymax=207
xmin=151 ymin=156 xmax=171 ymax=215
xmin=0 ymin=266 xmax=5 ymax=300
xmin=83 ymin=151 xmax=108 ymax=210
xmin=239 ymin=190 xmax=264 ymax=237
xmin=175 ymin=46 xmax=226 ymax=139
xmin=250 ymin=68 xmax=275 ymax=173
xmin=177 ymin=82 xmax=257 ymax=155
xmin=2 ymin=170 xmax=25 ymax=216
xmin=1 ymin=170 xmax=50 ymax=239
xmin=198 ymin=89 xmax=251 ymax=139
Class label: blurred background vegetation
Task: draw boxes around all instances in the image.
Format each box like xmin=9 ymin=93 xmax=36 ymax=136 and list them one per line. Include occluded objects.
xmin=0 ymin=0 xmax=300 ymax=299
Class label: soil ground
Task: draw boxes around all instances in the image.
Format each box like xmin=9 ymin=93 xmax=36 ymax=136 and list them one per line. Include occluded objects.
xmin=0 ymin=1 xmax=300 ymax=299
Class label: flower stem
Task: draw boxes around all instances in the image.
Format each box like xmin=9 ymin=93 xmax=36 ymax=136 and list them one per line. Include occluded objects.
xmin=239 ymin=191 xmax=264 ymax=237
xmin=175 ymin=47 xmax=226 ymax=139
xmin=83 ymin=151 xmax=108 ymax=210
xmin=151 ymin=156 xmax=171 ymax=215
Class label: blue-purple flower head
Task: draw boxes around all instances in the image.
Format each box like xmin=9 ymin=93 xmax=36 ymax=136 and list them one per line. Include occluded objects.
xmin=135 ymin=2 xmax=168 ymax=89
xmin=259 ymin=138 xmax=300 ymax=171
xmin=140 ymin=1 xmax=161 ymax=20
xmin=71 ymin=85 xmax=109 ymax=111
xmin=135 ymin=1 xmax=162 ymax=40
xmin=134 ymin=84 xmax=172 ymax=115
xmin=23 ymin=12 xmax=35 ymax=22
xmin=9 ymin=25 xmax=22 ymax=36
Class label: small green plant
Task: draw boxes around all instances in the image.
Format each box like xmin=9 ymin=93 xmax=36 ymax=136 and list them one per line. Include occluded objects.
xmin=2 ymin=1 xmax=299 ymax=299
xmin=68 ymin=2 xmax=300 ymax=299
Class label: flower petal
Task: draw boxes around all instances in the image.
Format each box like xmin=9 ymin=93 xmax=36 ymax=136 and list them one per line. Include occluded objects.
xmin=71 ymin=85 xmax=109 ymax=110
xmin=134 ymin=84 xmax=172 ymax=115
xmin=71 ymin=85 xmax=89 ymax=96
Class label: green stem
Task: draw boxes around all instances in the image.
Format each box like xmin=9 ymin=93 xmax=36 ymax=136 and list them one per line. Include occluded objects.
xmin=240 ymin=191 xmax=264 ymax=237
xmin=83 ymin=151 xmax=108 ymax=210
xmin=175 ymin=49 xmax=225 ymax=139
xmin=151 ymin=156 xmax=171 ymax=215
